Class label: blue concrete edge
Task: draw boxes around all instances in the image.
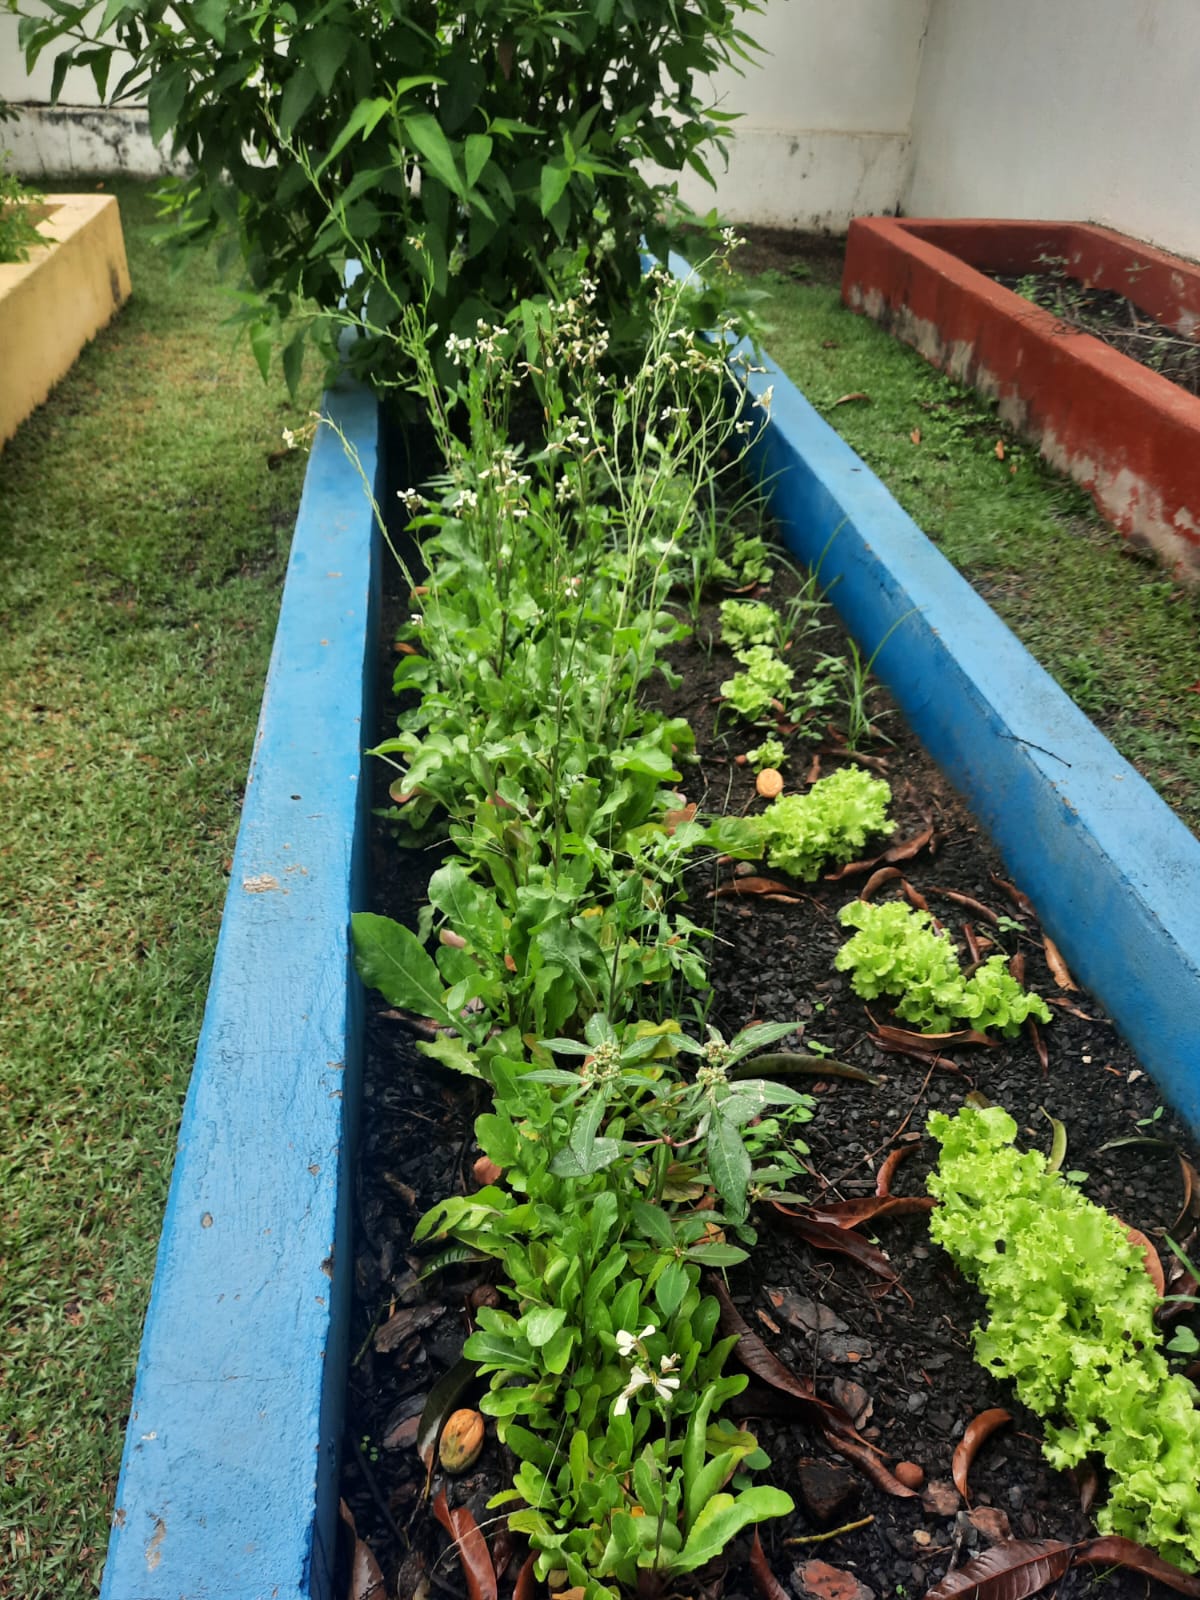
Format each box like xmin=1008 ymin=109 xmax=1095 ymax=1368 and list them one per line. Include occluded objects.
xmin=100 ymin=377 xmax=382 ymax=1600
xmin=736 ymin=342 xmax=1200 ymax=1134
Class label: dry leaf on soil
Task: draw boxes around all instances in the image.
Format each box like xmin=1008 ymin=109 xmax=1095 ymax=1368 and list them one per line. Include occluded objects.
xmin=951 ymin=1407 xmax=1012 ymax=1501
xmin=1041 ymin=935 xmax=1078 ymax=991
xmin=1072 ymin=1536 xmax=1200 ymax=1594
xmin=989 ymin=873 xmax=1037 ymax=919
xmin=833 ymin=391 xmax=871 ymax=406
xmin=770 ymin=1204 xmax=901 ymax=1287
xmin=875 ymin=1143 xmax=918 ymax=1197
xmin=929 ymin=887 xmax=1000 ymax=925
xmin=710 ymin=876 xmax=797 ymax=899
xmin=924 ymin=1538 xmax=1075 ymax=1600
xmin=860 ymin=866 xmax=902 ymax=901
xmin=432 ymin=1489 xmax=498 ymax=1600
xmin=338 ymin=1500 xmax=387 ymax=1600
xmin=1027 ymin=1016 xmax=1049 ymax=1074
xmin=1120 ymin=1220 xmax=1166 ymax=1295
xmin=750 ymin=1530 xmax=791 ymax=1600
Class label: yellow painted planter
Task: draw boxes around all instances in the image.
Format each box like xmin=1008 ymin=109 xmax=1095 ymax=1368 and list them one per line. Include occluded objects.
xmin=0 ymin=193 xmax=131 ymax=448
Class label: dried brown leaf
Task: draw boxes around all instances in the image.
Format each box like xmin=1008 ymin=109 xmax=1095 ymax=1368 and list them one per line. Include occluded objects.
xmin=989 ymin=874 xmax=1037 ymax=919
xmin=901 ymin=878 xmax=929 ymax=912
xmin=910 ymin=427 xmax=922 ymax=445
xmin=432 ymin=1490 xmax=499 ymax=1600
xmin=512 ymin=1554 xmax=538 ymax=1600
xmin=750 ymin=1530 xmax=791 ymax=1600
xmin=923 ymin=1538 xmax=1073 ymax=1600
xmin=1028 ymin=1016 xmax=1049 ymax=1074
xmin=1042 ymin=935 xmax=1078 ymax=991
xmin=770 ymin=1204 xmax=902 ymax=1289
xmin=710 ymin=876 xmax=797 ymax=899
xmin=952 ymin=1408 xmax=1012 ymax=1501
xmin=809 ymin=1195 xmax=935 ymax=1228
xmin=375 ymin=1302 xmax=446 ymax=1354
xmin=822 ymin=1432 xmax=917 ymax=1499
xmin=875 ymin=1144 xmax=917 ymax=1197
xmin=833 ymin=391 xmax=871 ymax=406
xmin=1073 ymin=1538 xmax=1200 ymax=1595
xmin=873 ymin=1023 xmax=996 ymax=1051
xmin=929 ymin=887 xmax=1000 ymax=926
xmin=1177 ymin=1155 xmax=1200 ymax=1234
xmin=962 ymin=921 xmax=983 ymax=966
xmin=338 ymin=1500 xmax=387 ymax=1600
xmin=884 ymin=825 xmax=935 ymax=864
xmin=860 ymin=866 xmax=903 ymax=901
xmin=1120 ymin=1219 xmax=1166 ymax=1295
xmin=1008 ymin=950 xmax=1026 ymax=986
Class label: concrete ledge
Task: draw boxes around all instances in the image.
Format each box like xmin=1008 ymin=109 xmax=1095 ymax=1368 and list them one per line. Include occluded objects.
xmin=0 ymin=193 xmax=131 ymax=447
xmin=100 ymin=381 xmax=381 ymax=1599
xmin=842 ymin=217 xmax=1200 ymax=575
xmin=739 ymin=345 xmax=1200 ymax=1135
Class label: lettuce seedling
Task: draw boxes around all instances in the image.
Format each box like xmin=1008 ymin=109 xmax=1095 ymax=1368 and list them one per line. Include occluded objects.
xmin=929 ymin=1104 xmax=1200 ymax=1571
xmin=836 ymin=899 xmax=1051 ymax=1035
xmin=719 ymin=645 xmax=793 ymax=723
xmin=745 ymin=736 xmax=785 ymax=774
xmin=719 ymin=600 xmax=776 ymax=652
xmin=708 ymin=765 xmax=894 ymax=881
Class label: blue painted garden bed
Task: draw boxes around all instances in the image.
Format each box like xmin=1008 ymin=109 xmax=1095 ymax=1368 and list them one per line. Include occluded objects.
xmin=99 ymin=342 xmax=1200 ymax=1597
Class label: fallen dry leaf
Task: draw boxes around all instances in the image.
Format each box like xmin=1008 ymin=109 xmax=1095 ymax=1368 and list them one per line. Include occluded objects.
xmin=750 ymin=1530 xmax=791 ymax=1600
xmin=995 ymin=439 xmax=1006 ymax=460
xmin=1028 ymin=1015 xmax=1049 ymax=1074
xmin=794 ymin=1558 xmax=874 ymax=1600
xmin=873 ymin=1023 xmax=996 ymax=1051
xmin=710 ymin=875 xmax=796 ymax=899
xmin=771 ymin=1204 xmax=906 ymax=1296
xmin=1042 ymin=935 xmax=1078 ymax=991
xmin=901 ymin=878 xmax=929 ymax=912
xmin=910 ymin=427 xmax=922 ymax=445
xmin=806 ymin=1195 xmax=935 ymax=1228
xmin=860 ymin=865 xmax=903 ymax=901
xmin=432 ymin=1490 xmax=498 ymax=1600
xmin=338 ymin=1500 xmax=387 ymax=1600
xmin=989 ymin=873 xmax=1037 ymax=919
xmin=1073 ymin=1536 xmax=1200 ymax=1594
xmin=875 ymin=1143 xmax=918 ymax=1197
xmin=822 ymin=1433 xmax=918 ymax=1499
xmin=832 ymin=391 xmax=871 ymax=407
xmin=756 ymin=767 xmax=785 ymax=799
xmin=924 ymin=1538 xmax=1074 ymax=1600
xmin=930 ymin=886 xmax=1000 ymax=925
xmin=416 ymin=1358 xmax=478 ymax=1480
xmin=921 ymin=1479 xmax=961 ymax=1518
xmin=1120 ymin=1219 xmax=1166 ymax=1294
xmin=952 ymin=1407 xmax=1012 ymax=1501
xmin=473 ymin=1155 xmax=502 ymax=1186
xmin=969 ymin=1506 xmax=1013 ymax=1544
xmin=512 ymin=1555 xmax=538 ymax=1600
xmin=375 ymin=1302 xmax=446 ymax=1354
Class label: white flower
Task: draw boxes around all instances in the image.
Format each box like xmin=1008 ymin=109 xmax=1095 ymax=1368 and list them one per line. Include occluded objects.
xmin=753 ymin=385 xmax=774 ymax=413
xmin=615 ymin=1325 xmax=655 ymax=1357
xmin=613 ymin=1360 xmax=679 ymax=1415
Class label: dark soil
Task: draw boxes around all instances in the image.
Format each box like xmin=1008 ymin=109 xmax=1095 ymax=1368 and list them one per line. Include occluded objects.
xmin=736 ymin=226 xmax=847 ymax=290
xmin=339 ymin=491 xmax=1200 ymax=1600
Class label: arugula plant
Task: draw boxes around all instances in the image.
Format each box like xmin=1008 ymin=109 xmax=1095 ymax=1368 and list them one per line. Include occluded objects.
xmin=18 ymin=0 xmax=766 ymax=384
xmin=835 ymin=899 xmax=1052 ymax=1035
xmin=929 ymin=1104 xmax=1200 ymax=1571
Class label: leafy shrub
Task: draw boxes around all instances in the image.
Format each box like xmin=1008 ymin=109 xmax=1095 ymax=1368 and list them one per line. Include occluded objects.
xmin=709 ymin=765 xmax=894 ymax=881
xmin=835 ymin=899 xmax=1051 ymax=1035
xmin=0 ymin=156 xmax=44 ymax=265
xmin=929 ymin=1104 xmax=1200 ymax=1570
xmin=18 ymin=0 xmax=766 ymax=382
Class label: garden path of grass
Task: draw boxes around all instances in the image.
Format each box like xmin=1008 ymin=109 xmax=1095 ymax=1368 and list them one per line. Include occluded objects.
xmin=0 ymin=177 xmax=319 ymax=1596
xmin=747 ymin=239 xmax=1200 ymax=834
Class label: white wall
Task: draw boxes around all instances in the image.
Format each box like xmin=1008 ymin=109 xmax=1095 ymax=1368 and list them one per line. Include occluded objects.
xmin=906 ymin=0 xmax=1200 ymax=261
xmin=670 ymin=0 xmax=930 ymax=229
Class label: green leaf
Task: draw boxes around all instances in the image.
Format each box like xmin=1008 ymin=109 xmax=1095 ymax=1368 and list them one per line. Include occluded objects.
xmin=522 ymin=1306 xmax=567 ymax=1347
xmin=405 ymin=113 xmax=465 ymax=197
xmin=415 ymin=1034 xmax=481 ymax=1078
xmin=248 ymin=320 xmax=272 ymax=383
xmin=674 ymin=1488 xmax=794 ymax=1574
xmin=538 ymin=157 xmax=571 ymax=218
xmin=352 ymin=912 xmax=455 ymax=1028
xmin=315 ymin=96 xmax=394 ymax=176
xmin=684 ymin=1241 xmax=749 ymax=1267
xmin=298 ymin=25 xmax=354 ymax=97
xmin=464 ymin=133 xmax=493 ymax=188
xmin=191 ymin=0 xmax=226 ymax=45
xmin=654 ymin=1260 xmax=688 ymax=1321
xmin=281 ymin=328 xmax=305 ymax=400
xmin=631 ymin=1200 xmax=676 ymax=1249
xmin=147 ymin=63 xmax=188 ymax=146
xmin=279 ymin=65 xmax=319 ymax=138
xmin=707 ymin=1115 xmax=751 ymax=1218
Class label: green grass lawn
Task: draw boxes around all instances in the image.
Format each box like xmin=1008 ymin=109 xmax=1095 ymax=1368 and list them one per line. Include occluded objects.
xmin=0 ymin=177 xmax=318 ymax=1595
xmin=751 ymin=256 xmax=1200 ymax=833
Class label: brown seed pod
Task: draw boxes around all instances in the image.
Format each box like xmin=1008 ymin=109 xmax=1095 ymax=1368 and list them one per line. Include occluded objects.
xmin=756 ymin=767 xmax=784 ymax=799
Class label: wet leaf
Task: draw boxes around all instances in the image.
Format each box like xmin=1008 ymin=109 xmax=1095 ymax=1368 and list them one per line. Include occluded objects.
xmin=1042 ymin=935 xmax=1078 ymax=991
xmin=756 ymin=767 xmax=785 ymax=799
xmin=874 ymin=1023 xmax=996 ymax=1051
xmin=711 ymin=1277 xmax=860 ymax=1440
xmin=822 ymin=1432 xmax=917 ymax=1499
xmin=924 ymin=1537 xmax=1073 ymax=1600
xmin=737 ymin=1051 xmax=879 ymax=1086
xmin=929 ymin=887 xmax=999 ymax=925
xmin=338 ymin=1500 xmax=387 ymax=1600
xmin=770 ymin=1204 xmax=902 ymax=1289
xmin=951 ymin=1407 xmax=1012 ymax=1501
xmin=417 ymin=1357 xmax=478 ymax=1481
xmin=808 ymin=1195 xmax=935 ymax=1228
xmin=750 ymin=1529 xmax=791 ymax=1600
xmin=876 ymin=1143 xmax=917 ymax=1197
xmin=1039 ymin=1108 xmax=1066 ymax=1173
xmin=805 ymin=752 xmax=822 ymax=784
xmin=711 ymin=876 xmax=797 ymax=899
xmin=989 ymin=874 xmax=1037 ymax=919
xmin=1120 ymin=1219 xmax=1166 ymax=1295
xmin=1073 ymin=1538 xmax=1200 ymax=1595
xmin=860 ymin=866 xmax=902 ymax=900
xmin=1046 ymin=996 xmax=1100 ymax=1022
xmin=1027 ymin=1016 xmax=1048 ymax=1074
xmin=901 ymin=879 xmax=929 ymax=912
xmin=1008 ymin=950 xmax=1026 ymax=986
xmin=432 ymin=1489 xmax=499 ymax=1600
xmin=512 ymin=1554 xmax=538 ymax=1600
xmin=664 ymin=802 xmax=697 ymax=834
xmin=885 ymin=825 xmax=935 ymax=864
xmin=833 ymin=391 xmax=871 ymax=406
xmin=1069 ymin=1462 xmax=1099 ymax=1515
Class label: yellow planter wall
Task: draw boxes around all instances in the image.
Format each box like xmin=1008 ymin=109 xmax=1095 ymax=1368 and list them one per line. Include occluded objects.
xmin=0 ymin=193 xmax=131 ymax=447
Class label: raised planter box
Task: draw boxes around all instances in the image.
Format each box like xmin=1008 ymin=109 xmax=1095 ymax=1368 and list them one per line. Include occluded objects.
xmin=99 ymin=339 xmax=1200 ymax=1596
xmin=842 ymin=217 xmax=1200 ymax=575
xmin=0 ymin=192 xmax=131 ymax=448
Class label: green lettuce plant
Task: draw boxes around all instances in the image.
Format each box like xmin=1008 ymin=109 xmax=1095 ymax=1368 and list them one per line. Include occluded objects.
xmin=719 ymin=599 xmax=776 ymax=652
xmin=720 ymin=644 xmax=793 ymax=723
xmin=929 ymin=1104 xmax=1200 ymax=1571
xmin=835 ymin=899 xmax=1051 ymax=1035
xmin=745 ymin=736 xmax=785 ymax=773
xmin=709 ymin=765 xmax=894 ymax=882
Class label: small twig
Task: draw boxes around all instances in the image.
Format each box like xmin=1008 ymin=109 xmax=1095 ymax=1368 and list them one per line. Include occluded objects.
xmin=786 ymin=1515 xmax=875 ymax=1546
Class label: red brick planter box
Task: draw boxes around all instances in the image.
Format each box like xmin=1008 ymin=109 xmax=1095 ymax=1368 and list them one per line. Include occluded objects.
xmin=842 ymin=217 xmax=1200 ymax=575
